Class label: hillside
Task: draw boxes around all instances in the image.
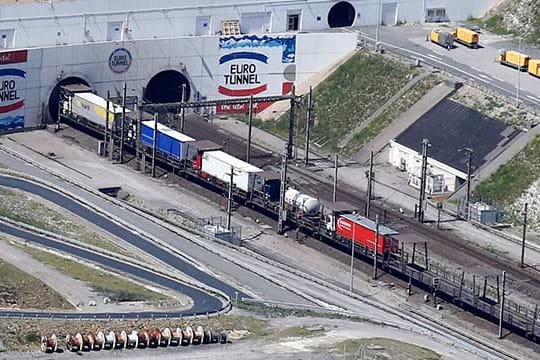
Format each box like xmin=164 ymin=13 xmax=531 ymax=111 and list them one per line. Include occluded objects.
xmin=479 ymin=0 xmax=540 ymax=44
xmin=255 ymin=50 xmax=439 ymax=157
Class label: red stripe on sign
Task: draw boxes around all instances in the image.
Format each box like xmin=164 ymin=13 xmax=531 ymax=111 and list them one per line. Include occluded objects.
xmin=0 ymin=50 xmax=28 ymax=65
xmin=218 ymin=84 xmax=267 ymax=97
xmin=282 ymin=82 xmax=294 ymax=95
xmin=0 ymin=100 xmax=24 ymax=113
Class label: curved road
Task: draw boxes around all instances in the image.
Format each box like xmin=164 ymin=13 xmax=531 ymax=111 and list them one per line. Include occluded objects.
xmin=0 ymin=175 xmax=247 ymax=299
xmin=0 ymin=175 xmax=248 ymax=317
xmin=0 ymin=222 xmax=225 ymax=318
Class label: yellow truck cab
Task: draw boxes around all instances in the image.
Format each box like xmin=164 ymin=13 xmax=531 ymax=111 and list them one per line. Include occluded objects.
xmin=453 ymin=27 xmax=479 ymax=48
xmin=429 ymin=29 xmax=454 ymax=49
xmin=528 ymin=59 xmax=540 ymax=78
xmin=498 ymin=49 xmax=530 ymax=71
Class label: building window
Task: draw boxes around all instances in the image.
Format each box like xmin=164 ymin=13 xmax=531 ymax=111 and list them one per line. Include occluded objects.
xmin=287 ymin=14 xmax=300 ymax=31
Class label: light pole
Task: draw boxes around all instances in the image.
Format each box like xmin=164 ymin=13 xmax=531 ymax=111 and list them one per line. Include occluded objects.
xmin=418 ymin=138 xmax=430 ymax=223
xmin=521 ymin=203 xmax=528 ymax=268
xmin=349 ymin=218 xmax=356 ymax=295
xmin=516 ymin=37 xmax=522 ymax=108
xmin=375 ymin=0 xmax=382 ymax=51
xmin=461 ymin=147 xmax=474 ymax=220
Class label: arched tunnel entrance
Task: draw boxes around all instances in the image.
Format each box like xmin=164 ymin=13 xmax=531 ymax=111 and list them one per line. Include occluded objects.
xmin=48 ymin=77 xmax=89 ymax=122
xmin=328 ymin=1 xmax=356 ymax=28
xmin=145 ymin=70 xmax=191 ymax=104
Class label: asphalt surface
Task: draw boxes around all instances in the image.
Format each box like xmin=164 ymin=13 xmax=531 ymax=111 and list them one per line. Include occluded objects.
xmin=352 ymin=26 xmax=540 ymax=109
xmin=0 ymin=148 xmax=309 ymax=306
xmin=0 ymin=175 xmax=247 ymax=299
xmin=0 ymin=221 xmax=224 ymax=318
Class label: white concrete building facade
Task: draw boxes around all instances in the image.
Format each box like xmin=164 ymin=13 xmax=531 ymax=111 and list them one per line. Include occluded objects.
xmin=0 ymin=0 xmax=497 ymax=132
xmin=388 ymin=140 xmax=467 ymax=194
xmin=0 ymin=0 xmax=497 ymax=50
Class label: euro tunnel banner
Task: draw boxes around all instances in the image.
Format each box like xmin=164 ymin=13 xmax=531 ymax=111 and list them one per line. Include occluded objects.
xmin=216 ymin=34 xmax=296 ymax=113
xmin=0 ymin=50 xmax=27 ymax=131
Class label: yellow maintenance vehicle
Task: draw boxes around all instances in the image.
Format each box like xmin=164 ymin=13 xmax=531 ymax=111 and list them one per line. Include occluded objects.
xmin=528 ymin=59 xmax=540 ymax=78
xmin=453 ymin=27 xmax=479 ymax=48
xmin=498 ymin=49 xmax=530 ymax=71
xmin=429 ymin=30 xmax=454 ymax=49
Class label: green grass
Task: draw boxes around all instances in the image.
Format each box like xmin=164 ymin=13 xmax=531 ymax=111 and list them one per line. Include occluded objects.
xmin=307 ymin=51 xmax=416 ymax=152
xmin=21 ymin=245 xmax=168 ymax=302
xmin=251 ymin=51 xmax=417 ymax=153
xmin=341 ymin=75 xmax=440 ymax=158
xmin=326 ymin=338 xmax=441 ymax=360
xmin=0 ymin=257 xmax=73 ymax=310
xmin=476 ymin=135 xmax=540 ymax=203
xmin=0 ymin=186 xmax=131 ymax=256
xmin=468 ymin=1 xmax=540 ymax=44
xmin=484 ymin=15 xmax=510 ymax=35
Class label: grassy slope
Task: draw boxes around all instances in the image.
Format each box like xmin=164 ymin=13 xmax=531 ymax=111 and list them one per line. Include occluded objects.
xmin=0 ymin=186 xmax=130 ymax=255
xmin=257 ymin=51 xmax=417 ymax=154
xmin=0 ymin=257 xmax=73 ymax=310
xmin=341 ymin=75 xmax=441 ymax=157
xmin=21 ymin=246 xmax=168 ymax=303
xmin=470 ymin=0 xmax=540 ymax=44
xmin=475 ymin=135 xmax=540 ymax=203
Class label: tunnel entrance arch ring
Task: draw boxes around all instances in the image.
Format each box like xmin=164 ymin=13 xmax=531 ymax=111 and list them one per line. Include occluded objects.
xmin=145 ymin=70 xmax=191 ymax=104
xmin=328 ymin=1 xmax=356 ymax=28
xmin=47 ymin=76 xmax=91 ymax=123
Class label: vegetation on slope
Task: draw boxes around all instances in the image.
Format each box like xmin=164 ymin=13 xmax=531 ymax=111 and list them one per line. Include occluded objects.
xmin=0 ymin=186 xmax=131 ymax=256
xmin=22 ymin=246 xmax=169 ymax=303
xmin=254 ymin=51 xmax=418 ymax=155
xmin=475 ymin=135 xmax=540 ymax=203
xmin=470 ymin=0 xmax=540 ymax=44
xmin=341 ymin=75 xmax=441 ymax=157
xmin=0 ymin=257 xmax=73 ymax=310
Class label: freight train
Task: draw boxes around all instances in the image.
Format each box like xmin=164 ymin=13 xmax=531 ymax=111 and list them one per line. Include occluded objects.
xmin=58 ymin=85 xmax=540 ymax=342
xmin=59 ymin=85 xmax=399 ymax=258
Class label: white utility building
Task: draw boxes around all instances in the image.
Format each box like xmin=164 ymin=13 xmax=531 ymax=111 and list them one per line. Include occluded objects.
xmin=388 ymin=99 xmax=519 ymax=195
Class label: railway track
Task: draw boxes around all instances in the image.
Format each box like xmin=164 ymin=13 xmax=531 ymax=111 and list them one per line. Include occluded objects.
xmin=181 ymin=115 xmax=540 ymax=305
xmin=0 ymin=136 xmax=530 ymax=359
xmin=289 ymin=164 xmax=540 ymax=301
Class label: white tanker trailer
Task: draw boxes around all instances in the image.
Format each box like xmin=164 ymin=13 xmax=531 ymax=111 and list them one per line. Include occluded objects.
xmin=284 ymin=188 xmax=321 ymax=216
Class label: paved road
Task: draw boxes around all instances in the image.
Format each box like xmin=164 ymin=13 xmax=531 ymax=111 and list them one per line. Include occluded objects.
xmin=0 ymin=221 xmax=224 ymax=318
xmin=351 ymin=26 xmax=540 ymax=109
xmin=0 ymin=149 xmax=310 ymax=306
xmin=0 ymin=174 xmax=246 ymax=300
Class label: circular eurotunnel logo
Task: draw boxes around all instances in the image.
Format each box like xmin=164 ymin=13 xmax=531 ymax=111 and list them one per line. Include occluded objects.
xmin=109 ymin=48 xmax=132 ymax=74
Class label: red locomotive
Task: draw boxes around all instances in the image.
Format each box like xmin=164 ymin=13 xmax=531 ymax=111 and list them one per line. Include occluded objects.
xmin=328 ymin=213 xmax=399 ymax=255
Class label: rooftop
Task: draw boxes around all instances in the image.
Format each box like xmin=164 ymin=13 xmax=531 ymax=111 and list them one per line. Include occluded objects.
xmin=76 ymin=92 xmax=127 ymax=114
xmin=204 ymin=150 xmax=263 ymax=173
xmin=395 ymin=99 xmax=519 ymax=174
xmin=341 ymin=214 xmax=398 ymax=236
xmin=142 ymin=120 xmax=196 ymax=143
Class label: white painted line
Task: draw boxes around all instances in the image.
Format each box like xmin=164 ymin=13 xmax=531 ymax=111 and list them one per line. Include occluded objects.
xmin=374 ymin=40 xmax=517 ymax=98
xmin=478 ymin=74 xmax=491 ymax=80
xmin=426 ymin=53 xmax=442 ymax=60
xmin=491 ymin=76 xmax=504 ymax=82
xmin=525 ymin=95 xmax=540 ymax=104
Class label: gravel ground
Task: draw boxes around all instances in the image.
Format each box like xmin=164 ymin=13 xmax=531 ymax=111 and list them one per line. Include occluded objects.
xmin=1 ymin=130 xmax=538 ymax=358
xmin=0 ymin=312 xmax=488 ymax=359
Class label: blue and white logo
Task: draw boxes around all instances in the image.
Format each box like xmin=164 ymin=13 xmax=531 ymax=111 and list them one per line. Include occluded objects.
xmin=109 ymin=48 xmax=132 ymax=74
